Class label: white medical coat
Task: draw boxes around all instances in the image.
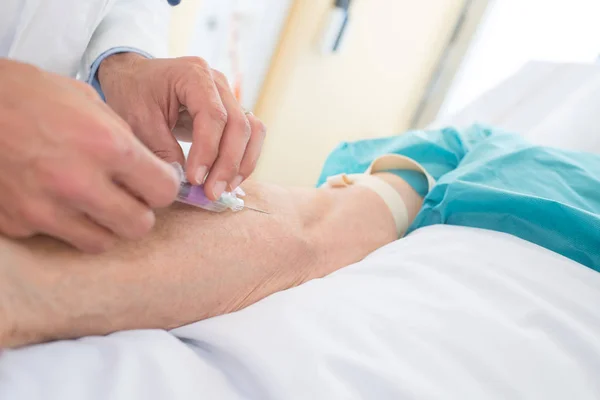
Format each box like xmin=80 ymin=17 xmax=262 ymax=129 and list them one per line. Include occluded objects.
xmin=0 ymin=0 xmax=170 ymax=81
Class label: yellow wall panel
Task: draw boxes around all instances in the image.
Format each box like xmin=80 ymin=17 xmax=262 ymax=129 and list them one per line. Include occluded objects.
xmin=169 ymin=0 xmax=202 ymax=57
xmin=254 ymin=0 xmax=466 ymax=186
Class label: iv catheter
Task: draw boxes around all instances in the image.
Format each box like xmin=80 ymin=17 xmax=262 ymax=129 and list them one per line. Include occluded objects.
xmin=172 ymin=163 xmax=269 ymax=214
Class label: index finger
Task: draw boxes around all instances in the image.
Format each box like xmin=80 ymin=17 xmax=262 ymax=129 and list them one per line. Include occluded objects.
xmin=110 ymin=136 xmax=180 ymax=209
xmin=175 ymin=58 xmax=228 ymax=187
xmin=88 ymin=102 xmax=180 ymax=209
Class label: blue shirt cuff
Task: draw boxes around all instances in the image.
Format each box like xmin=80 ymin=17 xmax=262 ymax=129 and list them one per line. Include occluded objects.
xmin=87 ymin=47 xmax=153 ymax=101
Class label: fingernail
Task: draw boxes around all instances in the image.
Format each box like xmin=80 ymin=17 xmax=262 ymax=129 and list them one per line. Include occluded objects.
xmin=230 ymin=175 xmax=244 ymax=190
xmin=213 ymin=181 xmax=227 ymax=199
xmin=195 ymin=166 xmax=207 ymax=184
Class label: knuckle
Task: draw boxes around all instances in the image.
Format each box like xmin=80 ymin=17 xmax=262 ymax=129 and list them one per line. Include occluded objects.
xmin=186 ymin=56 xmax=209 ymax=69
xmin=181 ymin=59 xmax=210 ymax=80
xmin=111 ymin=137 xmax=135 ymax=161
xmin=211 ymin=69 xmax=227 ymax=83
xmin=209 ymin=104 xmax=228 ymax=127
xmin=188 ymin=64 xmax=210 ymax=80
xmin=228 ymin=113 xmax=252 ymax=141
xmin=97 ymin=128 xmax=135 ymax=164
xmin=256 ymin=121 xmax=267 ymax=138
xmin=249 ymin=116 xmax=267 ymax=137
xmin=48 ymin=171 xmax=90 ymax=203
xmin=19 ymin=204 xmax=50 ymax=230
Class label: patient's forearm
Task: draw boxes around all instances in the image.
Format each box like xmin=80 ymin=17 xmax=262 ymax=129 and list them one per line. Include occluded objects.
xmin=0 ymin=176 xmax=420 ymax=348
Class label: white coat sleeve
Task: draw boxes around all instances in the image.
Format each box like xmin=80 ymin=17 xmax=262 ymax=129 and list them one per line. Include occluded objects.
xmin=78 ymin=0 xmax=171 ymax=83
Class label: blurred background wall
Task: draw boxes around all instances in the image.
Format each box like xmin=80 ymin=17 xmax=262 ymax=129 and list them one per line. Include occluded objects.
xmin=168 ymin=0 xmax=600 ymax=186
xmin=252 ymin=0 xmax=469 ymax=186
xmin=437 ymin=0 xmax=600 ymax=119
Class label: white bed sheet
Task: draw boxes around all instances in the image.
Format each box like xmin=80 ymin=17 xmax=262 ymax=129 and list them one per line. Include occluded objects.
xmin=2 ymin=225 xmax=600 ymax=400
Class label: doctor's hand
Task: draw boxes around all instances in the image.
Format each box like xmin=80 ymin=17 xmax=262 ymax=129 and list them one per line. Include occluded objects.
xmin=0 ymin=59 xmax=179 ymax=253
xmin=98 ymin=53 xmax=267 ymax=201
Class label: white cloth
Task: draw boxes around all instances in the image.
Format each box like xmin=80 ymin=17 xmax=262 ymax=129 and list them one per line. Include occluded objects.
xmin=2 ymin=225 xmax=600 ymax=399
xmin=0 ymin=1 xmax=23 ymax=55
xmin=430 ymin=61 xmax=600 ymax=154
xmin=0 ymin=0 xmax=170 ymax=80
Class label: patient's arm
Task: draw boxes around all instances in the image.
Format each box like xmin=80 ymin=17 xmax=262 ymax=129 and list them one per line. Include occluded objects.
xmin=0 ymin=174 xmax=422 ymax=348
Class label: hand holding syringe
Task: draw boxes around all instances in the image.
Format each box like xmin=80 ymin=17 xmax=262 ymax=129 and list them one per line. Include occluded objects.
xmin=172 ymin=163 xmax=268 ymax=214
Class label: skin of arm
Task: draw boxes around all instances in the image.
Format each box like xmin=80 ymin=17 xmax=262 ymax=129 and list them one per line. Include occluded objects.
xmin=0 ymin=175 xmax=421 ymax=348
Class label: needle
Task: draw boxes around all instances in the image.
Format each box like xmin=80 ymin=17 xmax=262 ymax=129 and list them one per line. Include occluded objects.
xmin=245 ymin=205 xmax=269 ymax=214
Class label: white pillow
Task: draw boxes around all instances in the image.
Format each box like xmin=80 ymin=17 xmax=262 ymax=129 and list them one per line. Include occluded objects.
xmin=433 ymin=61 xmax=600 ymax=154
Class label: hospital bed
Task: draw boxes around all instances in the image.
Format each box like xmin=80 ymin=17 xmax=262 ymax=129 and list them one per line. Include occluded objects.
xmin=2 ymin=61 xmax=600 ymax=400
